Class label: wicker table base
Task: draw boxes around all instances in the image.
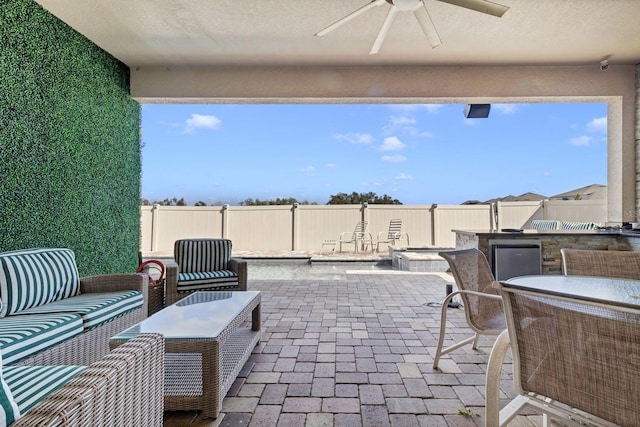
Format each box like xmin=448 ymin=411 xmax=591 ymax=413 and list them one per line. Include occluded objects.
xmin=110 ymin=291 xmax=261 ymax=419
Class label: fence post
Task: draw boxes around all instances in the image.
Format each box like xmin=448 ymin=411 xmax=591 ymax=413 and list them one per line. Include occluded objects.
xmin=431 ymin=203 xmax=438 ymax=246
xmin=222 ymin=204 xmax=229 ymax=238
xmin=362 ymin=202 xmax=369 ymax=224
xmin=292 ymin=203 xmax=299 ymax=251
xmin=151 ymin=204 xmax=160 ymax=252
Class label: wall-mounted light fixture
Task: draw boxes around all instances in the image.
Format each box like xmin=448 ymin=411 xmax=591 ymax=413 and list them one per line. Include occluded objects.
xmin=464 ymin=104 xmax=491 ymax=118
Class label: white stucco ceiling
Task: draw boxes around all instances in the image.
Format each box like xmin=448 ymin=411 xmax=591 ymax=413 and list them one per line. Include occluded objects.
xmin=35 ymin=0 xmax=640 ymax=68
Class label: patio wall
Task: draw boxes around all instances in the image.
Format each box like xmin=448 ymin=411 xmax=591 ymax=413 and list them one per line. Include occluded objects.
xmin=1 ymin=0 xmax=141 ymax=275
xmin=141 ymin=200 xmax=607 ymax=254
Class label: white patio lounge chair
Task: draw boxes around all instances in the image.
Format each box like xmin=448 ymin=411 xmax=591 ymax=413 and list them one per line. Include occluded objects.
xmin=337 ymin=221 xmax=373 ymax=253
xmin=375 ymin=219 xmax=409 ymax=252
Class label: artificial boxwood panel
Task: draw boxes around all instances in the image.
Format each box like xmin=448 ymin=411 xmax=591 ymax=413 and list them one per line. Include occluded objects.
xmin=0 ymin=0 xmax=141 ymax=275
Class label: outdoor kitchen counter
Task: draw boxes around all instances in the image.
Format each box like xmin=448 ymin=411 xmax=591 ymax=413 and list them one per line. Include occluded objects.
xmin=454 ymin=229 xmax=640 ymax=275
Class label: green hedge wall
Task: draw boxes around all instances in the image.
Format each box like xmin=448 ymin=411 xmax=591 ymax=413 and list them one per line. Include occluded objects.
xmin=0 ymin=0 xmax=141 ymax=275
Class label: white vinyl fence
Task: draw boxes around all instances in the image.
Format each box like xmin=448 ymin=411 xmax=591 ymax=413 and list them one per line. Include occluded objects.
xmin=140 ymin=200 xmax=607 ymax=254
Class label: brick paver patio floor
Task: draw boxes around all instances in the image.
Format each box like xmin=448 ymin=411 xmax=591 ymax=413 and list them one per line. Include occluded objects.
xmin=164 ymin=271 xmax=543 ymax=426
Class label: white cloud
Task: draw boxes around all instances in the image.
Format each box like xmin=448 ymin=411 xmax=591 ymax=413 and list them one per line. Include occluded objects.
xmin=422 ymin=104 xmax=445 ymax=114
xmin=543 ymin=171 xmax=552 ymax=176
xmin=183 ymin=114 xmax=221 ymax=134
xmin=493 ymin=104 xmax=518 ymax=114
xmin=387 ymin=115 xmax=416 ymax=126
xmin=325 ymin=163 xmax=336 ymax=168
xmin=382 ymin=154 xmax=407 ymax=163
xmin=301 ymin=165 xmax=316 ymax=175
xmin=570 ymin=135 xmax=593 ymax=146
xmin=587 ymin=116 xmax=607 ymax=133
xmin=380 ymin=136 xmax=406 ymax=151
xmin=333 ymin=133 xmax=374 ymax=144
xmin=405 ymin=127 xmax=434 ymax=137
xmin=395 ymin=173 xmax=412 ymax=180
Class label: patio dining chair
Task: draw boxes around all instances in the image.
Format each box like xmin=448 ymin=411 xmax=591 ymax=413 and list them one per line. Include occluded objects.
xmin=486 ymin=280 xmax=640 ymax=426
xmin=165 ymin=238 xmax=247 ymax=305
xmin=560 ymin=221 xmax=598 ymax=230
xmin=375 ymin=219 xmax=409 ymax=252
xmin=433 ymin=249 xmax=506 ymax=369
xmin=561 ymin=248 xmax=640 ymax=280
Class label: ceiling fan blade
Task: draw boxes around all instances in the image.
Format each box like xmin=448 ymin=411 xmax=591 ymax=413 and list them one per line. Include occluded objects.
xmin=315 ymin=0 xmax=387 ymax=37
xmin=369 ymin=6 xmax=399 ymax=55
xmin=414 ymin=4 xmax=441 ymax=48
xmin=435 ymin=0 xmax=509 ymax=17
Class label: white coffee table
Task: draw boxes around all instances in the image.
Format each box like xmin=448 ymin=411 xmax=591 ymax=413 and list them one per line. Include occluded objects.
xmin=110 ymin=290 xmax=261 ymax=419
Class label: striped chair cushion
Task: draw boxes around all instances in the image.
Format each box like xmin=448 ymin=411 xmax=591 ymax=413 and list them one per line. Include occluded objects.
xmin=1 ymin=350 xmax=21 ymax=426
xmin=4 ymin=364 xmax=85 ymax=415
xmin=0 ymin=248 xmax=80 ymax=317
xmin=174 ymin=239 xmax=231 ymax=273
xmin=17 ymin=291 xmax=143 ymax=330
xmin=0 ymin=313 xmax=84 ymax=365
xmin=177 ymin=271 xmax=239 ymax=292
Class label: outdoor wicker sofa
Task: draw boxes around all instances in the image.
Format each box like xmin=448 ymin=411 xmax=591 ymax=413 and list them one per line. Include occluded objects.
xmin=0 ymin=248 xmax=148 ymax=367
xmin=2 ymin=333 xmax=164 ymax=426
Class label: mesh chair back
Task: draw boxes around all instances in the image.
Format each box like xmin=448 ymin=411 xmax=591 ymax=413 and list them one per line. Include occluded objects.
xmin=439 ymin=249 xmax=503 ymax=330
xmin=561 ymin=248 xmax=640 ymax=280
xmin=501 ymin=283 xmax=640 ymax=426
xmin=561 ymin=221 xmax=597 ymax=230
xmin=174 ymin=239 xmax=232 ymax=273
xmin=530 ymin=220 xmax=560 ymax=231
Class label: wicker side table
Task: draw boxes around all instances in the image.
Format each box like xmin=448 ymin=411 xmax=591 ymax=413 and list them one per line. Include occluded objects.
xmin=110 ymin=291 xmax=261 ymax=419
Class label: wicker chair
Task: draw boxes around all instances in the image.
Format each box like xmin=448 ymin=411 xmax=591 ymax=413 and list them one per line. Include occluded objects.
xmin=10 ymin=333 xmax=164 ymax=426
xmin=433 ymin=249 xmax=506 ymax=369
xmin=486 ymin=281 xmax=640 ymax=426
xmin=165 ymin=238 xmax=247 ymax=306
xmin=561 ymin=248 xmax=640 ymax=280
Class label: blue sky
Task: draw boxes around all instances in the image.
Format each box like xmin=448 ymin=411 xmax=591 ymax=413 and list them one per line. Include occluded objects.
xmin=141 ymin=102 xmax=607 ymax=205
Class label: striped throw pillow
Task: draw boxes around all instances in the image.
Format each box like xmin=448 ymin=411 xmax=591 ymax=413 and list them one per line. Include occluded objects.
xmin=0 ymin=350 xmax=21 ymax=425
xmin=0 ymin=248 xmax=80 ymax=317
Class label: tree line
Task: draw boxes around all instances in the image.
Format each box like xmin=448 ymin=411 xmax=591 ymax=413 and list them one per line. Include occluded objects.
xmin=141 ymin=192 xmax=402 ymax=206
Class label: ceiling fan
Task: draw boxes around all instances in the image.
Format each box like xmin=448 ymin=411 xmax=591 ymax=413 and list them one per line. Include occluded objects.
xmin=315 ymin=0 xmax=509 ymax=55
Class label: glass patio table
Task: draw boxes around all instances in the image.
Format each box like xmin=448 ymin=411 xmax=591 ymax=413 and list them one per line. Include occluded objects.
xmin=504 ymin=275 xmax=640 ymax=309
xmin=110 ymin=290 xmax=261 ymax=419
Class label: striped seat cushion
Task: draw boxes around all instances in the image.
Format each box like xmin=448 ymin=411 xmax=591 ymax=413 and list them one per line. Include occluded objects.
xmin=1 ymin=349 xmax=20 ymax=426
xmin=17 ymin=291 xmax=143 ymax=330
xmin=177 ymin=271 xmax=239 ymax=292
xmin=0 ymin=248 xmax=80 ymax=317
xmin=4 ymin=364 xmax=85 ymax=415
xmin=0 ymin=313 xmax=84 ymax=365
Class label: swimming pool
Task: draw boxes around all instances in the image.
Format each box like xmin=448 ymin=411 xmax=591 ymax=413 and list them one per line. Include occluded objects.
xmin=246 ymin=258 xmax=392 ymax=280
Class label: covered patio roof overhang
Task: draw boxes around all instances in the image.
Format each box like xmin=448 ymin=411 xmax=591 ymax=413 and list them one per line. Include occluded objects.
xmin=35 ymin=0 xmax=640 ymax=223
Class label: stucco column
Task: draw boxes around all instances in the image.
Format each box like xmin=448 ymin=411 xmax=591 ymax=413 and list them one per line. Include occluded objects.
xmin=636 ymin=63 xmax=640 ymax=219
